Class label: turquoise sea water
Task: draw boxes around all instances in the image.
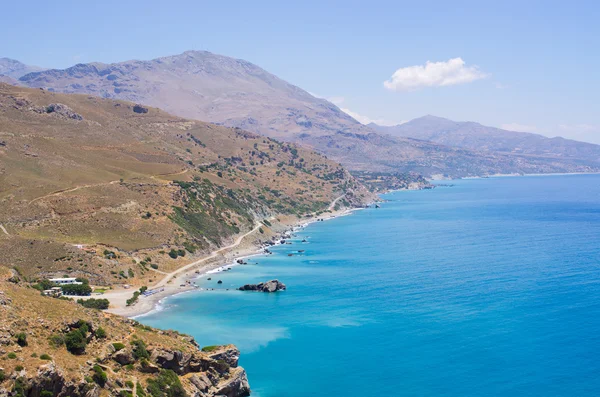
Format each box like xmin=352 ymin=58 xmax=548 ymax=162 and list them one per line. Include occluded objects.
xmin=140 ymin=175 xmax=600 ymax=396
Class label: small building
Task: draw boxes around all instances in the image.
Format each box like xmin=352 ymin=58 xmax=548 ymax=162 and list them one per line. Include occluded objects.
xmin=49 ymin=277 xmax=82 ymax=285
xmin=43 ymin=287 xmax=63 ymax=297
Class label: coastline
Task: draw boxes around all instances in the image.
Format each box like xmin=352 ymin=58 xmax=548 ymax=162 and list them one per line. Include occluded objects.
xmin=103 ymin=202 xmax=365 ymax=318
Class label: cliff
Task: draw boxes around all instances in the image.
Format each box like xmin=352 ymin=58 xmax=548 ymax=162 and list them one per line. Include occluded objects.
xmin=0 ymin=267 xmax=250 ymax=396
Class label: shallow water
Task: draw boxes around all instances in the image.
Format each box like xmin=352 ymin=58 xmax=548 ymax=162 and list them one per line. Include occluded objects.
xmin=141 ymin=174 xmax=600 ymax=396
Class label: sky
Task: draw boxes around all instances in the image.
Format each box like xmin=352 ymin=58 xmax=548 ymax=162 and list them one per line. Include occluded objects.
xmin=1 ymin=0 xmax=599 ymax=143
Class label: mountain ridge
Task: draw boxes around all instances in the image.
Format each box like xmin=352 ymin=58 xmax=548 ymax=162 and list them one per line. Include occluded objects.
xmin=370 ymin=115 xmax=600 ymax=160
xmin=10 ymin=51 xmax=600 ymax=177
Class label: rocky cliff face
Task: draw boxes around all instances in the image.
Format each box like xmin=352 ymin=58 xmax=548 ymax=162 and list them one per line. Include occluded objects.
xmin=0 ymin=273 xmax=250 ymax=397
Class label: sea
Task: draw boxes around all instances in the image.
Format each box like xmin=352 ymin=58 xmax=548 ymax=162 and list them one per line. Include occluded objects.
xmin=140 ymin=174 xmax=600 ymax=396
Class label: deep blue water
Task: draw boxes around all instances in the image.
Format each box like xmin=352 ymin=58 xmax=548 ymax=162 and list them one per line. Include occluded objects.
xmin=140 ymin=174 xmax=600 ymax=396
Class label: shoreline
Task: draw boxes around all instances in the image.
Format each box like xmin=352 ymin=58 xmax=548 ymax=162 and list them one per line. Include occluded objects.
xmin=102 ymin=203 xmax=364 ymax=318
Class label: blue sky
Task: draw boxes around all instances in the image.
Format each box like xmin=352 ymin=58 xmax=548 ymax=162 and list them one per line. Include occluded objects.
xmin=2 ymin=0 xmax=599 ymax=142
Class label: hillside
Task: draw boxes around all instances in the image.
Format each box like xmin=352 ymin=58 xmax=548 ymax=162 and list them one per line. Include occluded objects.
xmin=0 ymin=267 xmax=250 ymax=396
xmin=0 ymin=83 xmax=373 ymax=287
xmin=371 ymin=115 xmax=600 ymax=163
xmin=12 ymin=51 xmax=600 ymax=177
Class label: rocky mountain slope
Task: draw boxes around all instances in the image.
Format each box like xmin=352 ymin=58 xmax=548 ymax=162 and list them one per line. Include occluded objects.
xmin=0 ymin=266 xmax=250 ymax=396
xmin=0 ymin=83 xmax=373 ymax=286
xmin=0 ymin=58 xmax=45 ymax=79
xmin=12 ymin=51 xmax=600 ymax=177
xmin=372 ymin=115 xmax=600 ymax=164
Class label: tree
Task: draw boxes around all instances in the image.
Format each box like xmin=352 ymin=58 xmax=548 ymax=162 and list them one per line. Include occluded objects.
xmin=61 ymin=284 xmax=92 ymax=296
xmin=65 ymin=329 xmax=87 ymax=355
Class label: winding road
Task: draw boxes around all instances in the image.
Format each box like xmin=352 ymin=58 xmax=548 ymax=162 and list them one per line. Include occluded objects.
xmin=153 ymin=221 xmax=268 ymax=289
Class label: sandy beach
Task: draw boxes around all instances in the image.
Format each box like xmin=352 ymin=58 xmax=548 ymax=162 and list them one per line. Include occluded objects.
xmin=96 ymin=198 xmax=363 ymax=318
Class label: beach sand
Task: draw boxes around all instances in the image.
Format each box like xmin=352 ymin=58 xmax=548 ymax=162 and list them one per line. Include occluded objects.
xmin=96 ymin=201 xmax=363 ymax=318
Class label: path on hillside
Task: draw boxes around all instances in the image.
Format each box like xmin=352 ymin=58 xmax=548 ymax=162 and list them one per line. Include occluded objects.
xmin=28 ymin=169 xmax=188 ymax=205
xmin=327 ymin=194 xmax=347 ymax=211
xmin=0 ymin=224 xmax=8 ymax=236
xmin=153 ymin=221 xmax=267 ymax=289
xmin=28 ymin=180 xmax=121 ymax=204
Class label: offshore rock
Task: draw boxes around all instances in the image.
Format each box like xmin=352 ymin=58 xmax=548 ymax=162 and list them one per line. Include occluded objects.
xmin=238 ymin=279 xmax=286 ymax=293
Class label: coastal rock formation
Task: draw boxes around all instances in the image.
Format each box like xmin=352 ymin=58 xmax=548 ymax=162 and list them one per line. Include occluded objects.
xmin=0 ymin=271 xmax=251 ymax=397
xmin=239 ymin=279 xmax=286 ymax=293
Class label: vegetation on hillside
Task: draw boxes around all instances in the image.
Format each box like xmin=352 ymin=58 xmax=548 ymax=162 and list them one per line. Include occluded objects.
xmin=0 ymin=84 xmax=373 ymax=287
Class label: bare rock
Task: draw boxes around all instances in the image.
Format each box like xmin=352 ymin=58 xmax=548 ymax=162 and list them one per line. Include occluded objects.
xmin=112 ymin=348 xmax=135 ymax=365
xmin=133 ymin=104 xmax=148 ymax=114
xmin=45 ymin=103 xmax=83 ymax=120
xmin=238 ymin=280 xmax=286 ymax=293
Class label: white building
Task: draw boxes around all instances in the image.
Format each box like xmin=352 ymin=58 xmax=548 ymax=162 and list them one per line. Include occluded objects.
xmin=49 ymin=277 xmax=82 ymax=285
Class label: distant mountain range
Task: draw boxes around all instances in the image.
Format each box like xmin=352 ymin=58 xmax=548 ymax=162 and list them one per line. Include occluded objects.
xmin=370 ymin=115 xmax=600 ymax=161
xmin=5 ymin=51 xmax=600 ymax=177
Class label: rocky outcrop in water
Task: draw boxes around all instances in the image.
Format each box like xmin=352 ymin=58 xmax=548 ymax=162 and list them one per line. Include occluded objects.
xmin=239 ymin=279 xmax=286 ymax=292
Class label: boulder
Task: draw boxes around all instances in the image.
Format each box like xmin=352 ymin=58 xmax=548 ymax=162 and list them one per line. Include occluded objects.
xmin=133 ymin=104 xmax=149 ymax=114
xmin=238 ymin=280 xmax=286 ymax=293
xmin=113 ymin=348 xmax=135 ymax=365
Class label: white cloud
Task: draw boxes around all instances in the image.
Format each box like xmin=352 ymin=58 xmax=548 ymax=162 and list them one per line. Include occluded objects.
xmin=501 ymin=123 xmax=539 ymax=133
xmin=384 ymin=57 xmax=488 ymax=92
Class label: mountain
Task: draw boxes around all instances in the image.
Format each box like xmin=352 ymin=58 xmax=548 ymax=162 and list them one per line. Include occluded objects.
xmin=13 ymin=51 xmax=600 ymax=177
xmin=0 ymin=57 xmax=45 ymax=79
xmin=371 ymin=115 xmax=600 ymax=162
xmin=17 ymin=51 xmax=360 ymax=140
xmin=0 ymin=83 xmax=372 ymax=285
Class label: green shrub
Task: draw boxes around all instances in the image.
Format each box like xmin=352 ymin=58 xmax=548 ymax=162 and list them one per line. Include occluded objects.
xmin=168 ymin=249 xmax=178 ymax=259
xmin=95 ymin=327 xmax=107 ymax=339
xmin=125 ymin=380 xmax=135 ymax=388
xmin=150 ymin=264 xmax=159 ymax=270
xmin=65 ymin=329 xmax=87 ymax=354
xmin=49 ymin=334 xmax=65 ymax=348
xmin=112 ymin=342 xmax=126 ymax=351
xmin=201 ymin=345 xmax=219 ymax=352
xmin=0 ymin=370 xmax=5 ymax=382
xmin=40 ymin=391 xmax=54 ymax=397
xmin=15 ymin=332 xmax=27 ymax=347
xmin=77 ymin=298 xmax=109 ymax=310
xmin=146 ymin=369 xmax=186 ymax=397
xmin=7 ymin=352 xmax=17 ymax=359
xmin=136 ymin=382 xmax=146 ymax=397
xmin=131 ymin=339 xmax=149 ymax=360
xmin=31 ymin=353 xmax=37 ymax=358
xmin=92 ymin=365 xmax=107 ymax=387
xmin=15 ymin=365 xmax=23 ymax=371
xmin=39 ymin=354 xmax=52 ymax=360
